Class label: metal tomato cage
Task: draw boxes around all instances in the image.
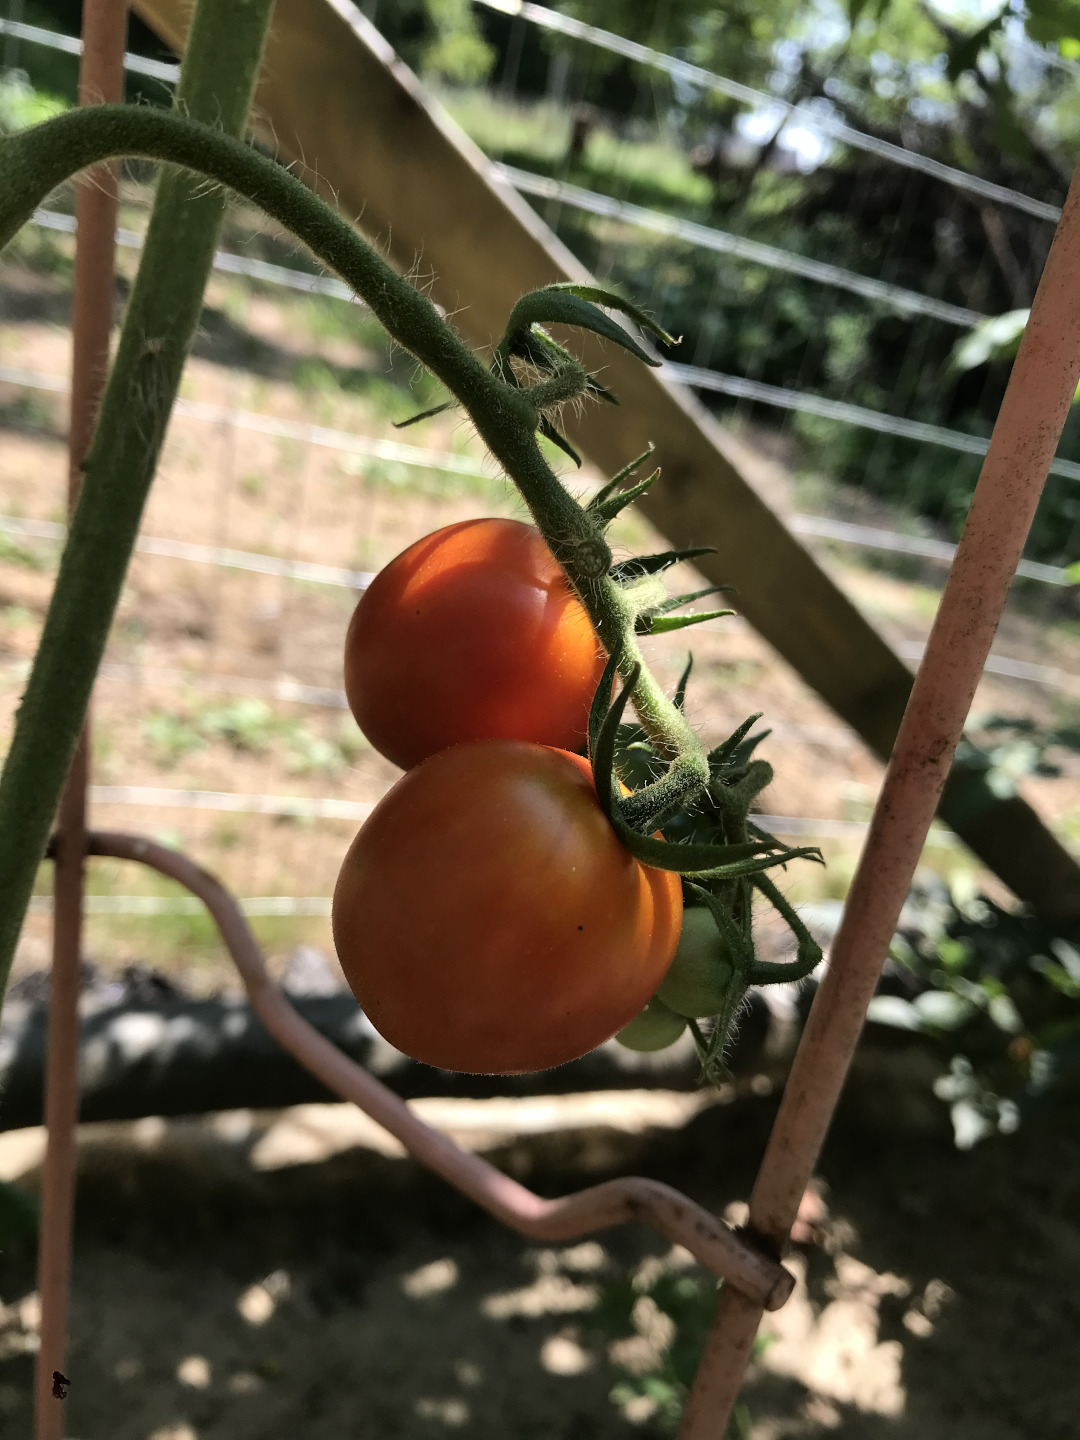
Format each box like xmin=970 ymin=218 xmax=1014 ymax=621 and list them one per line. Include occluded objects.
xmin=28 ymin=4 xmax=1080 ymax=1438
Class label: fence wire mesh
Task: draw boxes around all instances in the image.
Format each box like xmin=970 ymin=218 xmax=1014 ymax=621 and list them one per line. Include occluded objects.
xmin=2 ymin=1 xmax=1079 ymax=981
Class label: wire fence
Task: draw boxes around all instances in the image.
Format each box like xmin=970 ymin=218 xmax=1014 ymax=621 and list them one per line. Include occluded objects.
xmin=1 ymin=4 xmax=1078 ymax=968
xmin=458 ymin=0 xmax=1080 ymax=577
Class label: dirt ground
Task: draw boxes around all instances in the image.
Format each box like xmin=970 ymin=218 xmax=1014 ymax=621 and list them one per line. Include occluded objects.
xmin=0 ymin=1082 xmax=1077 ymax=1440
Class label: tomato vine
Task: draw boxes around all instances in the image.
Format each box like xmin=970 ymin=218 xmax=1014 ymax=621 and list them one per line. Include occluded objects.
xmin=0 ymin=83 xmax=825 ymax=1066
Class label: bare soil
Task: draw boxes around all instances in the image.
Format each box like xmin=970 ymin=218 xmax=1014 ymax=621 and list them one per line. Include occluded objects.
xmin=0 ymin=1085 xmax=1077 ymax=1439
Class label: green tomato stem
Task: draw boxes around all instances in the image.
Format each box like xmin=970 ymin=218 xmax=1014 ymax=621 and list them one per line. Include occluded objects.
xmin=0 ymin=0 xmax=276 ymax=1006
xmin=0 ymin=90 xmax=710 ymax=1007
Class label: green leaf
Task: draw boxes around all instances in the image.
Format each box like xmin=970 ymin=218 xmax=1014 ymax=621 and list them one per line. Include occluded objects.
xmin=913 ymin=989 xmax=977 ymax=1030
xmin=945 ymin=7 xmax=1008 ymax=81
xmin=946 ymin=309 xmax=1028 ymax=375
xmin=866 ymin=995 xmax=923 ymax=1031
xmin=502 ymin=282 xmax=676 ymax=363
xmin=639 ymin=608 xmax=735 ymax=636
xmin=610 ymin=547 xmax=717 ymax=582
xmin=1026 ymin=0 xmax=1080 ymax=47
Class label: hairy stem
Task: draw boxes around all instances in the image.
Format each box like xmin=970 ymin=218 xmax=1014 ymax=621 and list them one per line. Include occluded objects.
xmin=0 ymin=99 xmax=709 ymax=1001
xmin=0 ymin=0 xmax=275 ymax=1005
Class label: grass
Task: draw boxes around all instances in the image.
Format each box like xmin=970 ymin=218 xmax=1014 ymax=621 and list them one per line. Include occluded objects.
xmin=437 ymin=87 xmax=714 ymax=215
xmin=28 ymin=853 xmax=334 ymax=986
xmin=0 ymin=531 xmax=49 ymax=570
xmin=141 ymin=698 xmax=368 ymax=775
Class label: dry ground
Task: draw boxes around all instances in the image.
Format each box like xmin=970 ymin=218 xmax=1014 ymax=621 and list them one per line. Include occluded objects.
xmin=0 ymin=1084 xmax=1077 ymax=1439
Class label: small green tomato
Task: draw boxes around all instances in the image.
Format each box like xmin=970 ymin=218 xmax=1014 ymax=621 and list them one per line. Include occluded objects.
xmin=656 ymin=906 xmax=734 ymax=1018
xmin=615 ymin=995 xmax=687 ymax=1052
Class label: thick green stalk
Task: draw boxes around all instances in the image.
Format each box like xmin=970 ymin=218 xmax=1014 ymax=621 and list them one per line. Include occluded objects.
xmin=0 ymin=0 xmax=274 ymax=1004
xmin=0 ymin=96 xmax=708 ymax=1004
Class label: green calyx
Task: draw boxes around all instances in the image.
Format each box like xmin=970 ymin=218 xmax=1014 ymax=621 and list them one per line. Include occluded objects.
xmin=590 ymin=660 xmax=825 ymax=1082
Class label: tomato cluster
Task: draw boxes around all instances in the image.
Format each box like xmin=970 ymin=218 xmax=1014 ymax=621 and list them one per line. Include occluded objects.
xmin=331 ymin=518 xmax=685 ymax=1074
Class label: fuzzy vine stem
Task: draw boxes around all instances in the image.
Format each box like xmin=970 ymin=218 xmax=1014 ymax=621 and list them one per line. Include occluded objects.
xmin=0 ymin=104 xmax=708 ymax=1005
xmin=0 ymin=20 xmax=277 ymax=1005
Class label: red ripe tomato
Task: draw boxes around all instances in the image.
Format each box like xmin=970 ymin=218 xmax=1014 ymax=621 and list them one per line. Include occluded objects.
xmin=343 ymin=518 xmax=605 ymax=769
xmin=332 ymin=740 xmax=683 ymax=1074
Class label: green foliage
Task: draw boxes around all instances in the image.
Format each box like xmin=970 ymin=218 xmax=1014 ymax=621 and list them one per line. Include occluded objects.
xmin=199 ymin=697 xmax=277 ymax=753
xmin=0 ymin=530 xmax=49 ymax=571
xmin=0 ymin=1179 xmax=38 ymax=1248
xmin=0 ymin=71 xmax=67 ymax=134
xmin=589 ymin=1259 xmax=768 ymax=1434
xmin=867 ymin=852 xmax=1080 ymax=1146
xmin=948 ymin=309 xmax=1030 ymax=376
xmin=143 ymin=699 xmax=365 ymax=775
xmin=422 ymin=0 xmax=496 ymax=84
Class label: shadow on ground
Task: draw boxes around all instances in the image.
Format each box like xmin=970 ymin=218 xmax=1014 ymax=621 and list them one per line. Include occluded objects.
xmin=0 ymin=1079 xmax=1077 ymax=1438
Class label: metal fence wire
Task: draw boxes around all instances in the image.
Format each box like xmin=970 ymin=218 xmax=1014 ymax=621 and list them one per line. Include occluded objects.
xmin=1 ymin=2 xmax=1079 ymax=975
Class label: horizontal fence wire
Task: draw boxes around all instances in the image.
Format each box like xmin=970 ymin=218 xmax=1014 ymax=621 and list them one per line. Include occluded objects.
xmin=495 ymin=165 xmax=987 ymax=328
xmin=1 ymin=362 xmax=1073 ymax=585
xmin=0 ymin=14 xmax=180 ymax=81
xmin=475 ymin=0 xmax=1064 ymax=223
xmin=31 ymin=206 xmax=358 ymax=301
xmin=662 ymin=362 xmax=1080 ymax=489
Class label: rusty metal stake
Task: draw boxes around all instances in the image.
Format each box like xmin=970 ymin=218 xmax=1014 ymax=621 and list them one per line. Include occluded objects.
xmin=679 ymin=164 xmax=1080 ymax=1437
xmin=78 ymin=829 xmax=796 ymax=1313
xmin=33 ymin=4 xmax=126 ymax=1436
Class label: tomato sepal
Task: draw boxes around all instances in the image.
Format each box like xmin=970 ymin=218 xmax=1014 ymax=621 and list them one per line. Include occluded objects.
xmin=586 ymin=446 xmax=656 ymax=521
xmin=589 ymin=655 xmax=794 ymax=873
xmin=588 ymin=466 xmax=660 ymax=525
xmin=610 ymin=547 xmax=718 ymax=583
xmin=638 ymin=607 xmax=736 ymax=637
xmin=498 ymin=282 xmax=675 ymax=368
